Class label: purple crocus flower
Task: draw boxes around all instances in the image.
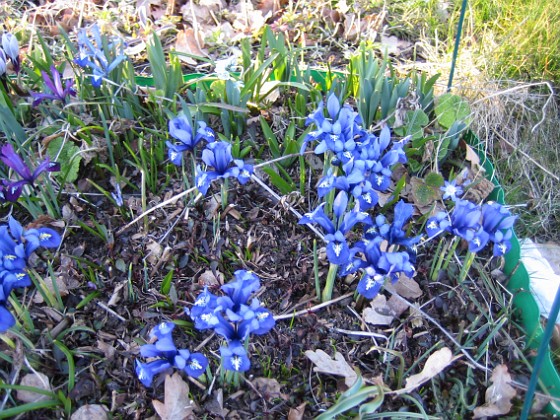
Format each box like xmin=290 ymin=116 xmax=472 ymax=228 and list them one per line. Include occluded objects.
xmin=30 ymin=66 xmax=76 ymax=106
xmin=0 ymin=144 xmax=60 ymax=202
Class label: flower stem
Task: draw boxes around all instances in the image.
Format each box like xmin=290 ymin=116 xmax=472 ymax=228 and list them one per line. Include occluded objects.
xmin=322 ymin=263 xmax=339 ymax=302
xmin=313 ymin=240 xmax=321 ymax=299
xmin=458 ymin=250 xmax=475 ymax=283
xmin=221 ymin=179 xmax=228 ymax=209
xmin=442 ymin=236 xmax=460 ymax=272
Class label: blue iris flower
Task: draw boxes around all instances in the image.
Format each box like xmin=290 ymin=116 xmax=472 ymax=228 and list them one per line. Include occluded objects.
xmin=362 ymin=200 xmax=420 ymax=263
xmin=196 ymin=141 xmax=235 ymax=195
xmin=75 ymin=24 xmax=127 ymax=88
xmin=186 ymin=270 xmax=275 ymax=372
xmin=195 ymin=142 xmax=253 ymax=195
xmin=167 ymin=115 xmax=215 ymax=165
xmin=480 ymin=202 xmax=517 ymax=256
xmin=355 ymin=237 xmax=415 ymax=299
xmin=222 ymin=270 xmax=261 ymax=306
xmin=425 ymin=200 xmax=480 ymax=248
xmin=426 ymin=200 xmax=516 ymax=257
xmin=187 ymin=286 xmax=219 ymax=330
xmin=426 ymin=211 xmax=451 ymax=238
xmin=299 ymin=191 xmax=372 ymax=265
xmin=220 ymin=341 xmax=251 ymax=372
xmin=448 ymin=199 xmax=482 ymax=242
xmin=300 ymin=93 xmax=363 ymax=156
xmin=0 ymin=216 xmax=61 ymax=332
xmin=0 ymin=284 xmax=15 ymax=332
xmin=135 ymin=322 xmax=208 ymax=387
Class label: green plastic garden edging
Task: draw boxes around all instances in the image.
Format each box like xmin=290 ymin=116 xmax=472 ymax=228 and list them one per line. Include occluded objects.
xmin=134 ymin=71 xmax=560 ymax=414
xmin=467 ymin=131 xmax=560 ymax=414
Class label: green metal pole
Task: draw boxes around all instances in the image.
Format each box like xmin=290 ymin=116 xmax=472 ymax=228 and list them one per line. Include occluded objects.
xmin=447 ymin=0 xmax=469 ymax=91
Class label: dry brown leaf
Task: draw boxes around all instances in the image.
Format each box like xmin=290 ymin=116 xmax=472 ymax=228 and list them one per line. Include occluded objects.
xmin=288 ymin=402 xmax=307 ymax=420
xmin=363 ymin=295 xmax=394 ymax=326
xmin=97 ymin=340 xmax=116 ymax=359
xmin=17 ymin=372 xmax=52 ymax=403
xmin=473 ymin=364 xmax=517 ymax=418
xmin=305 ymin=349 xmax=358 ymax=388
xmin=204 ymin=389 xmax=227 ymax=417
xmin=198 ymin=269 xmax=222 ymax=287
xmin=204 ymin=193 xmax=221 ymax=220
xmin=396 ymin=347 xmax=461 ymax=394
xmin=387 ymin=295 xmax=409 ymax=318
xmin=409 ymin=306 xmax=424 ymax=328
xmin=71 ymin=404 xmax=109 ymax=420
xmin=258 ymin=0 xmax=283 ymax=16
xmin=152 ymin=373 xmax=193 ymax=420
xmin=231 ymin=0 xmax=270 ymax=36
xmin=384 ymin=274 xmax=423 ymax=299
xmin=145 ymin=240 xmax=163 ymax=265
xmin=464 ymin=143 xmax=481 ymax=169
xmin=259 ymin=80 xmax=281 ymax=104
xmin=463 ymin=174 xmax=495 ymax=203
xmin=380 ymin=35 xmax=413 ymax=55
xmin=377 ymin=191 xmax=393 ymax=207
xmin=33 ymin=275 xmax=69 ymax=304
xmin=181 ymin=0 xmax=224 ymax=26
xmin=174 ymin=28 xmax=207 ymax=65
xmin=252 ymin=377 xmax=287 ymax=400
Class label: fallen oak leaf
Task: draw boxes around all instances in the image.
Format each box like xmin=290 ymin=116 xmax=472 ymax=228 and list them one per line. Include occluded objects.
xmin=473 ymin=364 xmax=517 ymax=418
xmin=305 ymin=349 xmax=358 ymax=388
xmin=395 ymin=347 xmax=461 ymax=394
xmin=152 ymin=373 xmax=194 ymax=420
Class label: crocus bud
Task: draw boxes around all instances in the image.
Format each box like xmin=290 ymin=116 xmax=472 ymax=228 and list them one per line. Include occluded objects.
xmin=0 ymin=49 xmax=7 ymax=77
xmin=2 ymin=33 xmax=20 ymax=73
